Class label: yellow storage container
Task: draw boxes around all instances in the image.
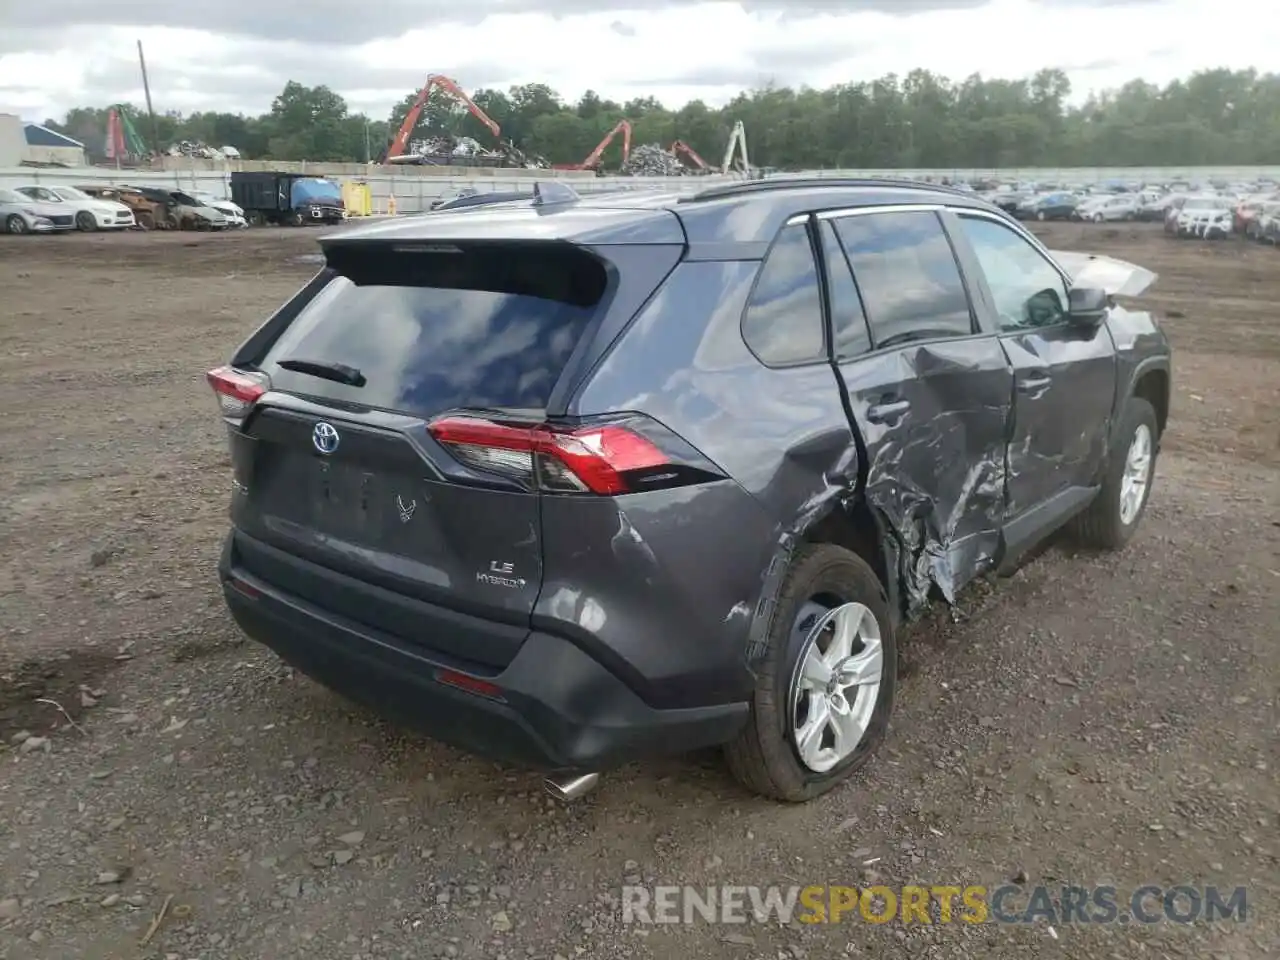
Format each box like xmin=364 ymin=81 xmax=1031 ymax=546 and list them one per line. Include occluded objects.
xmin=341 ymin=180 xmax=373 ymax=216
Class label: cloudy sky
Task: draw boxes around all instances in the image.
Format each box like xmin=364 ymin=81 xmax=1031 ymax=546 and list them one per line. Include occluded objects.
xmin=1 ymin=0 xmax=1275 ymax=123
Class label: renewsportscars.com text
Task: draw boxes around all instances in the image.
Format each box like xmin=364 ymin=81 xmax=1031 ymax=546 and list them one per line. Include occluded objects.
xmin=621 ymin=884 xmax=1247 ymax=926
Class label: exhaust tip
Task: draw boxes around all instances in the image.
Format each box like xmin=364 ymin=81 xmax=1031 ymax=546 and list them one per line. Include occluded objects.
xmin=543 ymin=772 xmax=599 ymax=802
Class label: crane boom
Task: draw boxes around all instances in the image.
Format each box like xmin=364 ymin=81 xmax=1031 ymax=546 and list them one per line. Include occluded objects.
xmin=669 ymin=140 xmax=710 ymax=170
xmin=551 ymin=119 xmax=632 ymax=171
xmin=388 ymin=74 xmax=501 ymax=160
xmin=721 ymin=120 xmax=749 ymax=176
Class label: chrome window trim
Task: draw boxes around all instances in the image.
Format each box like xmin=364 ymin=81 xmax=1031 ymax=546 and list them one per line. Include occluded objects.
xmin=815 ymin=203 xmax=945 ymax=220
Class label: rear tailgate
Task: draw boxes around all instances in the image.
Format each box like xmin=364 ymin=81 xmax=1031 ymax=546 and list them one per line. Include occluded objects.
xmin=226 ymin=240 xmax=616 ymax=667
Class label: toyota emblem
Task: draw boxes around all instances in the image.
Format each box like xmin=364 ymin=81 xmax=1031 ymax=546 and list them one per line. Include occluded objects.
xmin=312 ymin=421 xmax=340 ymax=454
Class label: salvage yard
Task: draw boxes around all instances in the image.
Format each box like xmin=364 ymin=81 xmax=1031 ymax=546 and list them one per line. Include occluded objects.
xmin=0 ymin=223 xmax=1277 ymax=959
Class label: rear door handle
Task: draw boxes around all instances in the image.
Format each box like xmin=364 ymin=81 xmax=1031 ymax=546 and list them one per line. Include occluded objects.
xmin=1017 ymin=374 xmax=1052 ymax=393
xmin=866 ymin=399 xmax=910 ymax=423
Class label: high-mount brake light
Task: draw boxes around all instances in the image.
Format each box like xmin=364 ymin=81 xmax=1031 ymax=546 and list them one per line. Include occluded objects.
xmin=428 ymin=416 xmax=670 ymax=496
xmin=207 ymin=365 xmax=269 ymax=421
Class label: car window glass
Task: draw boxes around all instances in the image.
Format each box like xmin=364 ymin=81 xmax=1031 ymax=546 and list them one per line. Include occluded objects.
xmin=262 ymin=244 xmax=606 ymax=419
xmin=832 ymin=211 xmax=973 ymax=349
xmin=957 ymin=216 xmax=1068 ymax=331
xmin=741 ymin=222 xmax=825 ymax=365
xmin=818 ymin=221 xmax=872 ymax=360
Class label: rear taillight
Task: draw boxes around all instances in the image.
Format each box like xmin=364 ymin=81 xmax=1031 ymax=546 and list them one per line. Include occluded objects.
xmin=428 ymin=414 xmax=715 ymax=496
xmin=207 ymin=365 xmax=269 ymax=422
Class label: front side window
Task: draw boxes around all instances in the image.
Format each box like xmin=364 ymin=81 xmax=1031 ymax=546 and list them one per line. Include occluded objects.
xmin=832 ymin=210 xmax=973 ymax=349
xmin=741 ymin=222 xmax=826 ymax=365
xmin=957 ymin=216 xmax=1068 ymax=331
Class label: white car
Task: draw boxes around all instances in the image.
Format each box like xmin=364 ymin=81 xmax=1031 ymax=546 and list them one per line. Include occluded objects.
xmin=14 ymin=185 xmax=135 ymax=231
xmin=191 ymin=191 xmax=248 ymax=228
xmin=1175 ymin=199 xmax=1233 ymax=239
xmin=0 ymin=187 xmax=75 ymax=233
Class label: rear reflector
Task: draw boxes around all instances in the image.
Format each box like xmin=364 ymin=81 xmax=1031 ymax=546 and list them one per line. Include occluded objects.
xmin=207 ymin=365 xmax=269 ymax=421
xmin=226 ymin=576 xmax=261 ymax=599
xmin=435 ymin=669 xmax=504 ymax=700
xmin=428 ymin=416 xmax=669 ymax=495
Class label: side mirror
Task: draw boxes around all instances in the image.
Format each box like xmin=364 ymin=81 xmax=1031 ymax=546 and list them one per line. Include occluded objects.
xmin=1067 ymin=286 xmax=1109 ymax=327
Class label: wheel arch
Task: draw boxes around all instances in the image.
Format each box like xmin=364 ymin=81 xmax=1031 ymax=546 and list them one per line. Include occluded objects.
xmin=1132 ymin=362 xmax=1169 ymax=439
xmin=800 ymin=500 xmax=901 ymax=626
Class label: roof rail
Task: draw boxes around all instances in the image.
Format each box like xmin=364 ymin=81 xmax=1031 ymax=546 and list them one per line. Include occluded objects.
xmin=681 ymin=177 xmax=977 ymax=204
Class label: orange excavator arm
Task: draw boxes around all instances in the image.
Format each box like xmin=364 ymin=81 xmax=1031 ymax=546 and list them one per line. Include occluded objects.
xmin=553 ymin=119 xmax=632 ymax=170
xmin=388 ymin=74 xmax=501 ymax=159
xmin=669 ymin=140 xmax=709 ymax=169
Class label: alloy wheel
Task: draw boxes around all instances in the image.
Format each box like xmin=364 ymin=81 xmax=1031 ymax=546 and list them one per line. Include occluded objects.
xmin=789 ymin=601 xmax=884 ymax=773
xmin=1119 ymin=424 xmax=1153 ymax=525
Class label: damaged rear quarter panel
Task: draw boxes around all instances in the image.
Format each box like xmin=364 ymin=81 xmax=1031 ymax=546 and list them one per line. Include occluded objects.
xmin=569 ymin=260 xmax=862 ymax=692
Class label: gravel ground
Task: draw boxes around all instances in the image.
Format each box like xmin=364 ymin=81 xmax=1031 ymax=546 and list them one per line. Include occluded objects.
xmin=0 ymin=222 xmax=1276 ymax=960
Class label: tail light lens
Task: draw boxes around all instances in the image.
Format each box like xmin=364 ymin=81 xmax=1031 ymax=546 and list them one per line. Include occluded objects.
xmin=428 ymin=414 xmax=720 ymax=496
xmin=207 ymin=365 xmax=269 ymax=423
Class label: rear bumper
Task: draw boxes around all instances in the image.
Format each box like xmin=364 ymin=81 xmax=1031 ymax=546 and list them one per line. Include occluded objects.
xmin=218 ymin=533 xmax=747 ymax=770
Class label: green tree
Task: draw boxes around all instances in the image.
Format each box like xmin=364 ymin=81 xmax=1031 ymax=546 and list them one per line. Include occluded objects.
xmin=48 ymin=66 xmax=1280 ymax=168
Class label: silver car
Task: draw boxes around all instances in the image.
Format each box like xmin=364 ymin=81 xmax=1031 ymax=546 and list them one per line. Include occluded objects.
xmin=1083 ymin=195 xmax=1140 ymax=222
xmin=0 ymin=187 xmax=75 ymax=234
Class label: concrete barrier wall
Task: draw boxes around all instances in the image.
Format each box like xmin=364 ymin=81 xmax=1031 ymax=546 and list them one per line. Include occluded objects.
xmin=0 ymin=165 xmax=735 ymax=214
xmin=4 ymin=164 xmax=1277 ymax=216
xmin=828 ymin=166 xmax=1280 ymax=182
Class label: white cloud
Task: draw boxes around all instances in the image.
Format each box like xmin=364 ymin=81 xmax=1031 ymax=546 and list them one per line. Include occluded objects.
xmin=0 ymin=0 xmax=1276 ymax=122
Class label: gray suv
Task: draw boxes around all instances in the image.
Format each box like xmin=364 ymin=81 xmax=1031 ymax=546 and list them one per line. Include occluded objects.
xmin=209 ymin=179 xmax=1171 ymax=802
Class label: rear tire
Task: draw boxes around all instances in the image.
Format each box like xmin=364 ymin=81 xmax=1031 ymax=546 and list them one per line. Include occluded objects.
xmin=725 ymin=544 xmax=897 ymax=802
xmin=1070 ymin=397 xmax=1158 ymax=550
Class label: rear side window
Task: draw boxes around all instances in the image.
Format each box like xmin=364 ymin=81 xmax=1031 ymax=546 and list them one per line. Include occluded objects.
xmin=741 ymin=223 xmax=825 ymax=366
xmin=832 ymin=211 xmax=974 ymax=349
xmin=261 ymin=243 xmax=606 ymax=418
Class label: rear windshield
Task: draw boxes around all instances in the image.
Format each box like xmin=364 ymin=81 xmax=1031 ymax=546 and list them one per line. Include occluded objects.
xmin=260 ymin=243 xmax=607 ymax=417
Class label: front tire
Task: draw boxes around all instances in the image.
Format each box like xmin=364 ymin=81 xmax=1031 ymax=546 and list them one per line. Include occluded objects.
xmin=75 ymin=210 xmax=97 ymax=232
xmin=726 ymin=544 xmax=897 ymax=802
xmin=5 ymin=214 xmax=28 ymax=234
xmin=1071 ymin=397 xmax=1158 ymax=550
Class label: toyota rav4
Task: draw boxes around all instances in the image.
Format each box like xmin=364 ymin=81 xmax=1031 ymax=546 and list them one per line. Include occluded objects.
xmin=209 ymin=179 xmax=1171 ymax=802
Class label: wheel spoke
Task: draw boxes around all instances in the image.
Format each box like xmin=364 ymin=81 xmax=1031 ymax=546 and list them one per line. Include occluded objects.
xmin=799 ymin=647 xmax=832 ymax=689
xmin=795 ymin=696 xmax=830 ymax=767
xmin=838 ymin=637 xmax=883 ymax=688
xmin=829 ymin=700 xmax=870 ymax=756
xmin=825 ymin=605 xmax=862 ymax=664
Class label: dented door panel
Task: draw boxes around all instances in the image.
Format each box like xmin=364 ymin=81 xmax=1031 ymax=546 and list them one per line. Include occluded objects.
xmin=837 ymin=339 xmax=1012 ymax=612
xmin=999 ymin=325 xmax=1117 ymax=515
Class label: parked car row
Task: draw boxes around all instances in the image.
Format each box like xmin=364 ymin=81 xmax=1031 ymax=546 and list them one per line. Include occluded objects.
xmin=976 ymin=182 xmax=1280 ymax=244
xmin=0 ymin=183 xmax=249 ymax=235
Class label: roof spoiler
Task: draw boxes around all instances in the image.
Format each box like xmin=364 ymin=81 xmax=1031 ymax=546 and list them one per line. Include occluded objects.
xmin=533 ymin=181 xmax=581 ymax=206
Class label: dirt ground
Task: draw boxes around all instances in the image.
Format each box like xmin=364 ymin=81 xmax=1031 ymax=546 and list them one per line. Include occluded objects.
xmin=0 ymin=222 xmax=1276 ymax=960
